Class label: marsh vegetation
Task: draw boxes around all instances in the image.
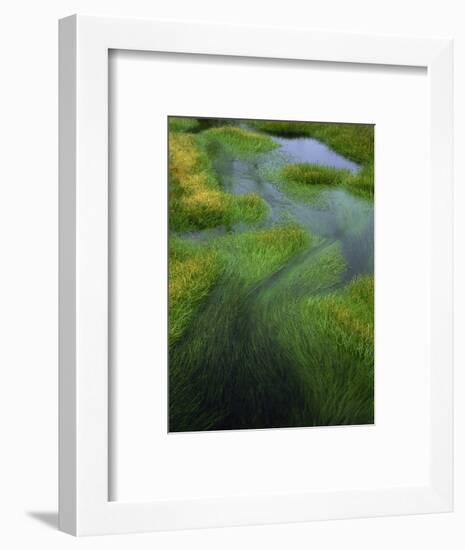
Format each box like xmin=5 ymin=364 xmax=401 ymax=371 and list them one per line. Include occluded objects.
xmin=168 ymin=116 xmax=374 ymax=431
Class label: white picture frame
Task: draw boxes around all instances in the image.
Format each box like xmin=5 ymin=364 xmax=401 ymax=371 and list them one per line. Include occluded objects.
xmin=59 ymin=14 xmax=453 ymax=536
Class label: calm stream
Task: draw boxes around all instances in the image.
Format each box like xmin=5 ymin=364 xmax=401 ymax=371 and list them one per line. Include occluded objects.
xmin=184 ymin=134 xmax=374 ymax=280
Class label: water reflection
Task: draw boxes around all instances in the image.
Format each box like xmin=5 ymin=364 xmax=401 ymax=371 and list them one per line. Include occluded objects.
xmin=182 ymin=135 xmax=373 ymax=280
xmin=274 ymin=136 xmax=360 ymax=173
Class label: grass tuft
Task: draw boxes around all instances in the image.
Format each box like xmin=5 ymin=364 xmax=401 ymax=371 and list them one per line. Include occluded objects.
xmin=252 ymin=120 xmax=374 ymax=197
xmin=200 ymin=126 xmax=278 ymax=156
xmin=215 ymin=224 xmax=312 ymax=284
xmin=281 ymin=163 xmax=349 ymax=186
xmin=168 ymin=117 xmax=200 ymax=133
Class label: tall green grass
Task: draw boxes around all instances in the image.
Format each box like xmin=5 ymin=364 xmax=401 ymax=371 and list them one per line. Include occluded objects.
xmin=199 ymin=126 xmax=278 ymax=157
xmin=169 ymin=238 xmax=221 ymax=346
xmin=281 ymin=163 xmax=349 ymax=186
xmin=169 ymin=224 xmax=374 ymax=431
xmin=268 ymin=273 xmax=374 ymax=426
xmin=345 ymin=164 xmax=374 ymax=199
xmin=169 ymin=224 xmax=313 ymax=431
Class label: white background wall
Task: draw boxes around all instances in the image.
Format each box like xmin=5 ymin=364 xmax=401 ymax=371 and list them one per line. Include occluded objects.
xmin=0 ymin=1 xmax=463 ymax=548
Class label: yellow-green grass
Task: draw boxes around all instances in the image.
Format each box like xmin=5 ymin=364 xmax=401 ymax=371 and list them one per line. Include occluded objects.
xmin=169 ymin=132 xmax=268 ymax=231
xmin=169 ymin=238 xmax=221 ymax=346
xmin=199 ymin=126 xmax=278 ymax=156
xmin=168 ymin=116 xmax=200 ymax=133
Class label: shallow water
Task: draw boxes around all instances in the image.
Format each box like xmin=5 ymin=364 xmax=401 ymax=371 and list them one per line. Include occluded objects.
xmin=273 ymin=135 xmax=360 ymax=173
xmin=196 ymin=135 xmax=374 ymax=279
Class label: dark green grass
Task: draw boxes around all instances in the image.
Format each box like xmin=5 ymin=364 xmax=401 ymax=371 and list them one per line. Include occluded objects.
xmin=266 ymin=272 xmax=374 ymax=426
xmin=169 ymin=226 xmax=374 ymax=431
xmin=168 ymin=116 xmax=201 ymax=133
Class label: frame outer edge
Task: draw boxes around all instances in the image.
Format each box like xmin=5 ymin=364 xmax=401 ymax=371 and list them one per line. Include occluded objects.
xmin=59 ymin=14 xmax=455 ymax=535
xmin=59 ymin=14 xmax=78 ymax=536
xmin=429 ymin=39 xmax=454 ymax=510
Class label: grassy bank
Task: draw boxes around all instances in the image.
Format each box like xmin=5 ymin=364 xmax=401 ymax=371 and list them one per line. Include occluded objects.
xmin=252 ymin=120 xmax=374 ymax=165
xmin=169 ymin=132 xmax=268 ymax=231
xmin=169 ymin=238 xmax=221 ymax=346
xmin=275 ymin=162 xmax=374 ymax=200
xmin=252 ymin=120 xmax=374 ymax=198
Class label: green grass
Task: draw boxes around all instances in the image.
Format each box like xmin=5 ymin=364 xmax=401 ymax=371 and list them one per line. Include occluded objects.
xmin=251 ymin=120 xmax=374 ymax=197
xmin=281 ymin=163 xmax=349 ymax=186
xmin=277 ymin=162 xmax=374 ymax=200
xmin=169 ymin=238 xmax=221 ymax=346
xmin=251 ymin=120 xmax=374 ymax=165
xmin=199 ymin=126 xmax=278 ymax=157
xmin=169 ymin=227 xmax=374 ymax=431
xmin=260 ymin=165 xmax=331 ymax=208
xmin=214 ymin=224 xmax=312 ymax=284
xmin=168 ymin=116 xmax=200 ymax=133
xmin=169 ymin=224 xmax=374 ymax=431
xmin=256 ymin=259 xmax=374 ymax=426
xmin=168 ymin=223 xmax=311 ymax=347
xmin=169 ymin=131 xmax=268 ymax=231
xmin=291 ymin=275 xmax=374 ymax=424
xmin=168 ymin=118 xmax=374 ymax=431
xmin=169 ymin=224 xmax=317 ymax=431
xmin=344 ymin=164 xmax=374 ymax=199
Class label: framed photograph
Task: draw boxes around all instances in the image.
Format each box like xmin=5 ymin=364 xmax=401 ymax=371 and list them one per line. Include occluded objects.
xmin=59 ymin=15 xmax=453 ymax=535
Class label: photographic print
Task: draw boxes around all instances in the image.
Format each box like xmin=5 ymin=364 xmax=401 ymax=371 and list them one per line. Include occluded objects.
xmin=168 ymin=117 xmax=374 ymax=432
